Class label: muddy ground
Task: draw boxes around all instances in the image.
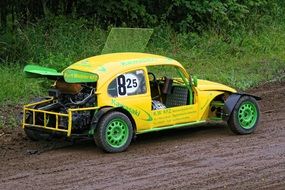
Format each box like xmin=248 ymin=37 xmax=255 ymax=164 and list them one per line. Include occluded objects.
xmin=0 ymin=81 xmax=284 ymax=190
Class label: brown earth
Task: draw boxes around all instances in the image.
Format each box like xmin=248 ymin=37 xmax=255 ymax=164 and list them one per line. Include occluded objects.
xmin=0 ymin=81 xmax=284 ymax=190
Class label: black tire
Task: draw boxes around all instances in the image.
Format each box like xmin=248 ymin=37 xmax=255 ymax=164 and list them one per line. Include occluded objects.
xmin=228 ymin=96 xmax=260 ymax=135
xmin=24 ymin=98 xmax=54 ymax=141
xmin=94 ymin=111 xmax=133 ymax=153
xmin=24 ymin=121 xmax=53 ymax=141
xmin=24 ymin=128 xmax=43 ymax=141
xmin=24 ymin=116 xmax=52 ymax=141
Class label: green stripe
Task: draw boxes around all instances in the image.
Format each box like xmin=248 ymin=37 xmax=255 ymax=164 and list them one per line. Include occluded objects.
xmin=208 ymin=117 xmax=223 ymax=121
xmin=136 ymin=120 xmax=206 ymax=134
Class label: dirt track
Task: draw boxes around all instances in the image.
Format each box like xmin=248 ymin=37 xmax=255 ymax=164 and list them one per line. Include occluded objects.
xmin=0 ymin=81 xmax=284 ymax=190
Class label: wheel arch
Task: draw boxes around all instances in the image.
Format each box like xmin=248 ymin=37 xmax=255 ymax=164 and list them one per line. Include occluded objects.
xmin=91 ymin=106 xmax=137 ymax=133
xmin=223 ymin=93 xmax=261 ymax=121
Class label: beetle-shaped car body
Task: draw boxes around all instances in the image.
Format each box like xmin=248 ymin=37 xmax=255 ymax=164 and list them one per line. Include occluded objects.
xmin=22 ymin=52 xmax=261 ymax=152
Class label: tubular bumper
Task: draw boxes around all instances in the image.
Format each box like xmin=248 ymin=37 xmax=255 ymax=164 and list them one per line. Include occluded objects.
xmin=22 ymin=98 xmax=98 ymax=137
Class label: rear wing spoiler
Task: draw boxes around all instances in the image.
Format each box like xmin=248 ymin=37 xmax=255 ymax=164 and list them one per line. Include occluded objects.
xmin=24 ymin=65 xmax=63 ymax=80
xmin=24 ymin=65 xmax=98 ymax=83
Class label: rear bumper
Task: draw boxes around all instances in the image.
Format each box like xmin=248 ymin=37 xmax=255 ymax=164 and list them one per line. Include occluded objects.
xmin=22 ymin=98 xmax=98 ymax=137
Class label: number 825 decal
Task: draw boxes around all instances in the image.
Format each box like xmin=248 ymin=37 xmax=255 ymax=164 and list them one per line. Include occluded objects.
xmin=117 ymin=73 xmax=140 ymax=96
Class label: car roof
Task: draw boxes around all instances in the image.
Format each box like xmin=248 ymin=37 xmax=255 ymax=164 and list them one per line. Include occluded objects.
xmin=64 ymin=52 xmax=189 ymax=86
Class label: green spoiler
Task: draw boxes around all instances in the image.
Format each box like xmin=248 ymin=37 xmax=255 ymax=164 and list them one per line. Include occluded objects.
xmin=24 ymin=65 xmax=98 ymax=83
xmin=24 ymin=65 xmax=63 ymax=79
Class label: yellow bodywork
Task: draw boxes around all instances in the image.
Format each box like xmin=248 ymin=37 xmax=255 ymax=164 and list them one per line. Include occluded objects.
xmin=23 ymin=52 xmax=236 ymax=136
xmin=64 ymin=52 xmax=189 ymax=88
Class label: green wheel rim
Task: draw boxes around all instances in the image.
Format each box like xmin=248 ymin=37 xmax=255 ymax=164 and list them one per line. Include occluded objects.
xmin=237 ymin=101 xmax=258 ymax=129
xmin=106 ymin=118 xmax=129 ymax=148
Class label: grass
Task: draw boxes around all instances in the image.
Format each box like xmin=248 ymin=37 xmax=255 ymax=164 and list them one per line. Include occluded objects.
xmin=147 ymin=23 xmax=285 ymax=90
xmin=0 ymin=65 xmax=44 ymax=105
xmin=0 ymin=16 xmax=284 ymax=106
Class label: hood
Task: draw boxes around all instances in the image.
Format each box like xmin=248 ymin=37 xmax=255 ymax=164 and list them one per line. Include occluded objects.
xmin=197 ymin=79 xmax=236 ymax=93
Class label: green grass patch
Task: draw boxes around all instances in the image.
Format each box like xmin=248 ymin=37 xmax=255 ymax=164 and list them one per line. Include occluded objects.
xmin=0 ymin=65 xmax=44 ymax=105
xmin=147 ymin=23 xmax=285 ymax=90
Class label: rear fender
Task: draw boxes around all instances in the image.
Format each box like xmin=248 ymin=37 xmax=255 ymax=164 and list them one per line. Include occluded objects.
xmin=91 ymin=107 xmax=114 ymax=128
xmin=223 ymin=93 xmax=261 ymax=121
xmin=89 ymin=106 xmax=136 ymax=135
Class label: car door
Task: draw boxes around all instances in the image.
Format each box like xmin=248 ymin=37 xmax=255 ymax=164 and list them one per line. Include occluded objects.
xmin=106 ymin=68 xmax=153 ymax=131
xmin=151 ymin=93 xmax=199 ymax=128
xmin=149 ymin=67 xmax=199 ymax=128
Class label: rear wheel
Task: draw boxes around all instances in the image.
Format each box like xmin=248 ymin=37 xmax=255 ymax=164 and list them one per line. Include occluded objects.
xmin=24 ymin=128 xmax=42 ymax=141
xmin=24 ymin=114 xmax=52 ymax=141
xmin=94 ymin=111 xmax=133 ymax=153
xmin=228 ymin=96 xmax=260 ymax=134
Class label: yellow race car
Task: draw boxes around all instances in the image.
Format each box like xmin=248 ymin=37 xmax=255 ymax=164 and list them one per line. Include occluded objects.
xmin=22 ymin=52 xmax=261 ymax=152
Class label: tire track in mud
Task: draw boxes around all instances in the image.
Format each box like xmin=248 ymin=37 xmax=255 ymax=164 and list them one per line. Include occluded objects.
xmin=0 ymin=81 xmax=284 ymax=189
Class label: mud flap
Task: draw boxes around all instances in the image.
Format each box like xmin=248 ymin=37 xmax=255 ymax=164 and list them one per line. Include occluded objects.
xmin=223 ymin=93 xmax=261 ymax=121
xmin=89 ymin=107 xmax=114 ymax=136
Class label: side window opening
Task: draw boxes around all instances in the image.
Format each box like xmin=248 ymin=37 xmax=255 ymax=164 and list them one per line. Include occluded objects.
xmin=147 ymin=65 xmax=193 ymax=110
xmin=108 ymin=69 xmax=147 ymax=97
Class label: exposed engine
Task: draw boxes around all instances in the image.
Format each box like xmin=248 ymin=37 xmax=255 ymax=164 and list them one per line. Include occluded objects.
xmin=38 ymin=80 xmax=97 ymax=132
xmin=50 ymin=80 xmax=96 ymax=108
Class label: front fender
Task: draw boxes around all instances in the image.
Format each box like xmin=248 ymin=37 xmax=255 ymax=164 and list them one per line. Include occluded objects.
xmin=223 ymin=93 xmax=261 ymax=121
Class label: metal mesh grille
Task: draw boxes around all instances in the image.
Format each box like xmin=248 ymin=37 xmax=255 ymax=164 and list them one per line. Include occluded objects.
xmin=165 ymin=86 xmax=188 ymax=108
xmin=101 ymin=28 xmax=153 ymax=54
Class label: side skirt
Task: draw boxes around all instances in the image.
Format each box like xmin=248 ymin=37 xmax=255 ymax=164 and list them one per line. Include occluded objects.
xmin=136 ymin=120 xmax=206 ymax=134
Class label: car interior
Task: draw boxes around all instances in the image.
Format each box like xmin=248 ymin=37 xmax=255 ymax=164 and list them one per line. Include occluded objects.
xmin=147 ymin=71 xmax=190 ymax=110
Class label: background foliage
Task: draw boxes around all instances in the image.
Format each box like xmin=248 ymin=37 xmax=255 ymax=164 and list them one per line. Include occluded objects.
xmin=0 ymin=0 xmax=284 ymax=105
xmin=1 ymin=0 xmax=283 ymax=32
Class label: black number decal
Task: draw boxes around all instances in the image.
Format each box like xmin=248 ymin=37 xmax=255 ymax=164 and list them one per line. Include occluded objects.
xmin=126 ymin=78 xmax=132 ymax=88
xmin=117 ymin=74 xmax=139 ymax=96
xmin=117 ymin=75 xmax=126 ymax=96
xmin=133 ymin=79 xmax=137 ymax=87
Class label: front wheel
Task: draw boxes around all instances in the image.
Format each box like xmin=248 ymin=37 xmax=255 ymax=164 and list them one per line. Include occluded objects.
xmin=94 ymin=111 xmax=133 ymax=153
xmin=228 ymin=96 xmax=260 ymax=134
